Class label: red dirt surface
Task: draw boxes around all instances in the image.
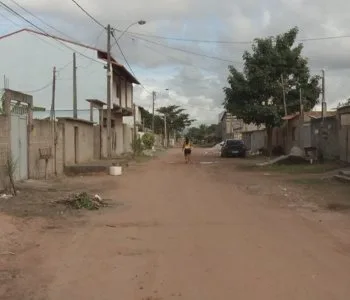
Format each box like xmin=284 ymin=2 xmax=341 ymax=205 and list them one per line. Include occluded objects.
xmin=1 ymin=149 xmax=350 ymax=299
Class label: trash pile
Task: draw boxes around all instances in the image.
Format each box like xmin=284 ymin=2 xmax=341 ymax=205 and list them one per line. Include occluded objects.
xmin=57 ymin=192 xmax=107 ymax=210
xmin=257 ymin=146 xmax=309 ymax=166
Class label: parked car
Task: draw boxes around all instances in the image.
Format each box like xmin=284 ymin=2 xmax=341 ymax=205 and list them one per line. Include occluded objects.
xmin=220 ymin=139 xmax=247 ymax=158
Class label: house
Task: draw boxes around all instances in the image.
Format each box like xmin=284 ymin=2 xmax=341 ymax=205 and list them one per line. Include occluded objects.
xmin=282 ymin=111 xmax=337 ymax=154
xmin=0 ymin=28 xmax=140 ymax=157
xmin=218 ymin=111 xmax=244 ymax=140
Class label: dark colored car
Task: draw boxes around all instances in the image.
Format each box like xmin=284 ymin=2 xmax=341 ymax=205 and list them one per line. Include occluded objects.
xmin=220 ymin=139 xmax=247 ymax=158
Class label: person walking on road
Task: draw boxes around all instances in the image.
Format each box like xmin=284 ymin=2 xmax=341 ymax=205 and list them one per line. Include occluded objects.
xmin=182 ymin=137 xmax=192 ymax=164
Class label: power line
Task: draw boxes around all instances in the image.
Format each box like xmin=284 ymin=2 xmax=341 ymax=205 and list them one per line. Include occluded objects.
xmin=129 ymin=34 xmax=324 ymax=72
xmin=8 ymin=0 xmax=75 ymax=40
xmin=129 ymin=33 xmax=237 ymax=63
xmin=0 ymin=1 xmax=104 ymax=65
xmin=124 ymin=29 xmax=350 ymax=45
xmin=69 ymin=0 xmax=105 ymax=29
xmin=112 ymin=33 xmax=152 ymax=94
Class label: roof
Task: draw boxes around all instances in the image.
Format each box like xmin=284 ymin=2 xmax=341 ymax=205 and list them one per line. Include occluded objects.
xmin=57 ymin=117 xmax=95 ymax=125
xmin=0 ymin=28 xmax=140 ymax=84
xmin=282 ymin=111 xmax=337 ymax=121
xmin=86 ymin=99 xmax=106 ymax=106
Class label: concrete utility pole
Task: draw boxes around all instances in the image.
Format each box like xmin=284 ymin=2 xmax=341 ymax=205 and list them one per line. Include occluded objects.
xmin=299 ymin=87 xmax=304 ymax=148
xmin=106 ymin=24 xmax=112 ymax=158
xmin=51 ymin=66 xmax=57 ymax=176
xmin=133 ymin=103 xmax=137 ymax=145
xmin=152 ymin=91 xmax=156 ymax=132
xmin=73 ymin=53 xmax=77 ymax=119
xmin=50 ymin=67 xmax=56 ymax=121
xmin=164 ymin=114 xmax=167 ymax=148
xmin=321 ymin=69 xmax=326 ymax=121
xmin=280 ymin=74 xmax=287 ymax=116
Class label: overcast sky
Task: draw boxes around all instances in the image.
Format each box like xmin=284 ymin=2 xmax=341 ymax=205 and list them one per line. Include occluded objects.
xmin=1 ymin=0 xmax=350 ymax=124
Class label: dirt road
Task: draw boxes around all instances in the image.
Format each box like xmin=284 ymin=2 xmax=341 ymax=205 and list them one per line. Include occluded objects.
xmin=2 ymin=149 xmax=350 ymax=299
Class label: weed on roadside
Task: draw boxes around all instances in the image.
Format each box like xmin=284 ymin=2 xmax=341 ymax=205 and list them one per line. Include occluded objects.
xmin=57 ymin=192 xmax=108 ymax=210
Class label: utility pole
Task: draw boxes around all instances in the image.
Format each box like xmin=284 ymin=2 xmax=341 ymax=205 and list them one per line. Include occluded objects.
xmin=319 ymin=69 xmax=326 ymax=162
xmin=133 ymin=103 xmax=137 ymax=143
xmin=50 ymin=67 xmax=57 ymax=176
xmin=299 ymin=87 xmax=304 ymax=149
xmin=152 ymin=91 xmax=156 ymax=132
xmin=106 ymin=24 xmax=112 ymax=158
xmin=50 ymin=67 xmax=56 ymax=120
xmin=321 ymin=69 xmax=326 ymax=121
xmin=164 ymin=114 xmax=167 ymax=148
xmin=280 ymin=74 xmax=287 ymax=116
xmin=73 ymin=53 xmax=77 ymax=119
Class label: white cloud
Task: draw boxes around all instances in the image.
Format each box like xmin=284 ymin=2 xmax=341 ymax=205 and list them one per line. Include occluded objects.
xmin=1 ymin=0 xmax=350 ymax=124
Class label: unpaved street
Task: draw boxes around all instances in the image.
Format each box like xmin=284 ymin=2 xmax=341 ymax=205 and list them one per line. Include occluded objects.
xmin=2 ymin=149 xmax=350 ymax=299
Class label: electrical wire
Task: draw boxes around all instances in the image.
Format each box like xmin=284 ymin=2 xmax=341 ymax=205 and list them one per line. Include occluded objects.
xmin=112 ymin=33 xmax=152 ymax=94
xmin=8 ymin=0 xmax=75 ymax=40
xmin=69 ymin=0 xmax=105 ymax=29
xmin=142 ymin=42 xmax=234 ymax=73
xmin=0 ymin=6 xmax=19 ymax=26
xmin=121 ymin=28 xmax=350 ymax=45
xmin=0 ymin=1 xmax=104 ymax=65
xmin=129 ymin=33 xmax=236 ymax=63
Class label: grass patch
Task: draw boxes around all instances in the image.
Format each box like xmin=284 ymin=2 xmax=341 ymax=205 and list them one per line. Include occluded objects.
xmin=57 ymin=192 xmax=107 ymax=210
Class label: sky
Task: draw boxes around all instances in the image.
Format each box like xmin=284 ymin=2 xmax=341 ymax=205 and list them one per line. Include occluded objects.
xmin=1 ymin=0 xmax=350 ymax=125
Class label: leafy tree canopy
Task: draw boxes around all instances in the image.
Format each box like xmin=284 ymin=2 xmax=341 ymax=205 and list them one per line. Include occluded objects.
xmin=187 ymin=124 xmax=219 ymax=144
xmin=139 ymin=105 xmax=194 ymax=135
xmin=223 ymin=27 xmax=321 ymax=130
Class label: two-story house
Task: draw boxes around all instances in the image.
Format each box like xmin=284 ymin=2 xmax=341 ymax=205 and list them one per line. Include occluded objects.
xmin=0 ymin=28 xmax=140 ymax=156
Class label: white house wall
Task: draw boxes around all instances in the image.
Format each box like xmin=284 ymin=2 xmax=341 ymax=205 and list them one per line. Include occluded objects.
xmin=0 ymin=31 xmax=106 ymax=111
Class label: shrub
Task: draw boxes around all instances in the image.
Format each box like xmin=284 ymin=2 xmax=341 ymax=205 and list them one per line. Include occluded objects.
xmin=131 ymin=137 xmax=143 ymax=154
xmin=142 ymin=133 xmax=155 ymax=150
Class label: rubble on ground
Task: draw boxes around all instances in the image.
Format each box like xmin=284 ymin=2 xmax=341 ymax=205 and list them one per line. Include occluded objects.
xmin=257 ymin=146 xmax=309 ymax=166
xmin=56 ymin=192 xmax=107 ymax=210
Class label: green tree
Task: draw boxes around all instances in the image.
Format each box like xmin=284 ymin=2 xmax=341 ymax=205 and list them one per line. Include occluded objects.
xmin=338 ymin=97 xmax=350 ymax=108
xmin=142 ymin=132 xmax=155 ymax=149
xmin=157 ymin=105 xmax=195 ymax=142
xmin=139 ymin=106 xmax=164 ymax=134
xmin=187 ymin=124 xmax=219 ymax=144
xmin=223 ymin=27 xmax=321 ymax=153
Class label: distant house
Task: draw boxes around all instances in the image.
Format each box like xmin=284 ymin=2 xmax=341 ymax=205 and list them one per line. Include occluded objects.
xmin=218 ymin=111 xmax=262 ymax=141
xmin=0 ymin=28 xmax=140 ymax=156
xmin=282 ymin=111 xmax=337 ymax=153
xmin=218 ymin=111 xmax=243 ymax=140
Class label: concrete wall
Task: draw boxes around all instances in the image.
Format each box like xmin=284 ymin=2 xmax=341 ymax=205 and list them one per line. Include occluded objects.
xmin=338 ymin=106 xmax=350 ymax=162
xmin=60 ymin=119 xmax=94 ymax=165
xmin=123 ymin=124 xmax=133 ymax=153
xmin=115 ymin=117 xmax=124 ymax=155
xmin=310 ymin=117 xmax=339 ymax=160
xmin=28 ymin=119 xmax=64 ymax=178
xmin=242 ymin=130 xmax=267 ymax=153
xmin=0 ymin=115 xmax=9 ymax=190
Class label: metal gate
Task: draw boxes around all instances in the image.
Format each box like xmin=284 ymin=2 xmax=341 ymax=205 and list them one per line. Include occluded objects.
xmin=10 ymin=114 xmax=28 ymax=180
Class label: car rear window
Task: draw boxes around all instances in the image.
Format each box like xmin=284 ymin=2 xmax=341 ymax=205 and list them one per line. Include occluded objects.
xmin=226 ymin=140 xmax=243 ymax=146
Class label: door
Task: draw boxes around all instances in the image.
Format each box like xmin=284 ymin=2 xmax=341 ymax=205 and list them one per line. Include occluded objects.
xmin=74 ymin=126 xmax=79 ymax=164
xmin=10 ymin=114 xmax=28 ymax=181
